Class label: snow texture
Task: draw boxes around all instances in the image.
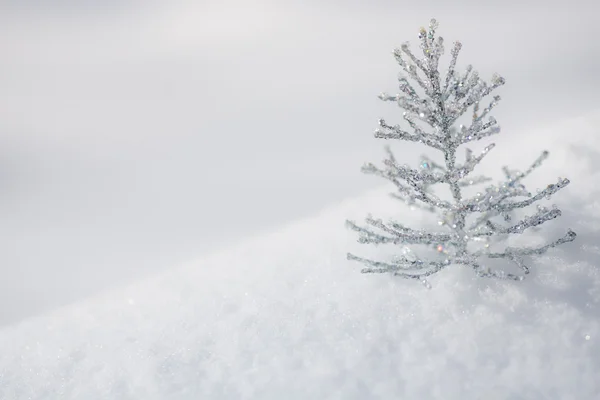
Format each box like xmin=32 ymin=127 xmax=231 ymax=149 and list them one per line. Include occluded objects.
xmin=1 ymin=112 xmax=599 ymax=399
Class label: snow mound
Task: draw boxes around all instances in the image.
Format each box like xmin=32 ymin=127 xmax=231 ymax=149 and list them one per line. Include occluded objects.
xmin=1 ymin=112 xmax=599 ymax=399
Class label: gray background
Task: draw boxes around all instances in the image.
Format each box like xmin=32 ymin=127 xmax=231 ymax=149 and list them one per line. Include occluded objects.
xmin=1 ymin=0 xmax=599 ymax=327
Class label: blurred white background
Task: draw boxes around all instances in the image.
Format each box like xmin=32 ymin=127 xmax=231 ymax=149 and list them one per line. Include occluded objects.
xmin=1 ymin=0 xmax=599 ymax=326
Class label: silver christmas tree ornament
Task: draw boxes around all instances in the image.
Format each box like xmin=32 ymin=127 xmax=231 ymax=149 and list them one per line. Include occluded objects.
xmin=346 ymin=19 xmax=576 ymax=287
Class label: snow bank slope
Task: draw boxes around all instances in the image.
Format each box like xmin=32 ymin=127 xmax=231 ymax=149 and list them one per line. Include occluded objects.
xmin=1 ymin=113 xmax=600 ymax=399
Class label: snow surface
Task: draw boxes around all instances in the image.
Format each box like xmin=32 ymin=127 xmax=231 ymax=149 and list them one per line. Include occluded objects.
xmin=1 ymin=112 xmax=600 ymax=399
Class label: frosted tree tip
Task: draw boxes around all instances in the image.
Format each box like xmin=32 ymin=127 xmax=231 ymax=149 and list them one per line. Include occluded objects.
xmin=566 ymin=230 xmax=577 ymax=239
xmin=492 ymin=74 xmax=506 ymax=85
xmin=429 ymin=18 xmax=438 ymax=29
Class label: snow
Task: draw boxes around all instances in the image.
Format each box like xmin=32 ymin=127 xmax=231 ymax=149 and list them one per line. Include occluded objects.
xmin=1 ymin=112 xmax=599 ymax=399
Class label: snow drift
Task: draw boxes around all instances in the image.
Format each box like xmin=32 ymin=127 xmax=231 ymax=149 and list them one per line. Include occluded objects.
xmin=1 ymin=112 xmax=599 ymax=399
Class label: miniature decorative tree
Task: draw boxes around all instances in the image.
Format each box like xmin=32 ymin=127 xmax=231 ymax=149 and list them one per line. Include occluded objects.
xmin=346 ymin=19 xmax=576 ymax=287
